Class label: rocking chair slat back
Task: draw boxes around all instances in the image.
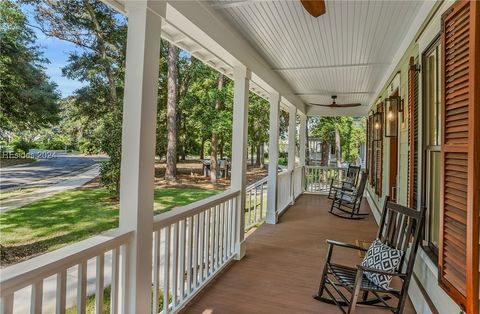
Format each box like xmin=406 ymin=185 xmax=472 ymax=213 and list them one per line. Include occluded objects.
xmin=376 ymin=197 xmax=424 ymax=271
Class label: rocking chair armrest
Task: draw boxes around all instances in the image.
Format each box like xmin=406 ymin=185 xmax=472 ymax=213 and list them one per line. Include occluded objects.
xmin=356 ymin=265 xmax=406 ymax=278
xmin=326 ymin=240 xmax=368 ymax=252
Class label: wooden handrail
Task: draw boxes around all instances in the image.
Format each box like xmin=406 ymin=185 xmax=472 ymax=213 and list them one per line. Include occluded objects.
xmin=0 ymin=229 xmax=133 ymax=296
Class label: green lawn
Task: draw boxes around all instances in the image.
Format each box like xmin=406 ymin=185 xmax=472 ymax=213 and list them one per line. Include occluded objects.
xmin=0 ymin=187 xmax=219 ymax=265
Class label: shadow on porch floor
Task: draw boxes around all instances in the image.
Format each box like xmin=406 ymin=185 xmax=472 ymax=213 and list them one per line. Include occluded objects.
xmin=181 ymin=194 xmax=416 ymax=314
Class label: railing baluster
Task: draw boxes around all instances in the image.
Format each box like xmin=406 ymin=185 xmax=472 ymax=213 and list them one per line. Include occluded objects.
xmin=192 ymin=214 xmax=199 ymax=290
xmin=95 ymin=254 xmax=105 ymax=314
xmin=204 ymin=209 xmax=211 ymax=278
xmin=220 ymin=202 xmax=225 ymax=263
xmin=198 ymin=212 xmax=205 ymax=283
xmin=185 ymin=217 xmax=192 ymax=295
xmin=56 ymin=270 xmax=66 ymax=314
xmin=30 ymin=279 xmax=43 ymax=314
xmin=252 ymin=187 xmax=258 ymax=224
xmin=226 ymin=200 xmax=232 ymax=255
xmin=152 ymin=231 xmax=160 ymax=314
xmin=222 ymin=202 xmax=228 ymax=262
xmin=171 ymin=222 xmax=178 ymax=306
xmin=214 ymin=205 xmax=220 ymax=269
xmin=248 ymin=190 xmax=252 ymax=227
xmin=77 ymin=260 xmax=87 ymax=314
xmin=110 ymin=248 xmax=119 ymax=314
xmin=162 ymin=226 xmax=171 ymax=314
xmin=178 ymin=220 xmax=186 ymax=302
xmin=1 ymin=293 xmax=14 ymax=314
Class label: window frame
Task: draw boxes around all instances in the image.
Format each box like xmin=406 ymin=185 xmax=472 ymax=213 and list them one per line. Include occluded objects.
xmin=421 ymin=33 xmax=442 ymax=260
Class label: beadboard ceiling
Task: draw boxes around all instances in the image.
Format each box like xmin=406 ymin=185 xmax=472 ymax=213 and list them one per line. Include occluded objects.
xmin=210 ymin=0 xmax=425 ymax=115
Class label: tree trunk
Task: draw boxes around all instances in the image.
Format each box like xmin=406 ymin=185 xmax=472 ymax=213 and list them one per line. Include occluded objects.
xmin=165 ymin=43 xmax=177 ymax=181
xmin=250 ymin=145 xmax=255 ymax=166
xmin=259 ymin=142 xmax=265 ymax=168
xmin=210 ymin=73 xmax=224 ymax=184
xmin=335 ymin=127 xmax=341 ymax=168
xmin=200 ymin=138 xmax=205 ymax=160
xmin=255 ymin=144 xmax=261 ymax=167
xmin=219 ymin=135 xmax=224 ymax=159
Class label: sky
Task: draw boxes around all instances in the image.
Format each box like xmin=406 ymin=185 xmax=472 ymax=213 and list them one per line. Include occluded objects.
xmin=23 ymin=5 xmax=86 ymax=98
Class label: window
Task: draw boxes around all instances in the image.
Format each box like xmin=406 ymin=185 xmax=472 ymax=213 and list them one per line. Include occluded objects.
xmin=422 ymin=36 xmax=441 ymax=254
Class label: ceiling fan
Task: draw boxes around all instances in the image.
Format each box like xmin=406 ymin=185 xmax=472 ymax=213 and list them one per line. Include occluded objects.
xmin=309 ymin=95 xmax=362 ymax=108
xmin=301 ymin=0 xmax=326 ymax=17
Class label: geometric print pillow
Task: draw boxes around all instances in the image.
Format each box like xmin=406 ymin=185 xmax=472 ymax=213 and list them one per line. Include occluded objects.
xmin=361 ymin=239 xmax=403 ymax=289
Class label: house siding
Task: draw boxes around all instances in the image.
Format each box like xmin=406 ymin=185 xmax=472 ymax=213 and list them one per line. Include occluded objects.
xmin=365 ymin=1 xmax=463 ymax=313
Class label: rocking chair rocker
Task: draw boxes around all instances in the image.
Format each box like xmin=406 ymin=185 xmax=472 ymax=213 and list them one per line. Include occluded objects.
xmin=314 ymin=197 xmax=425 ymax=314
xmin=329 ymin=171 xmax=368 ymax=219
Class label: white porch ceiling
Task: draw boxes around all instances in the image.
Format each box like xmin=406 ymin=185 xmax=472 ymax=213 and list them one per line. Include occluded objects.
xmin=211 ymin=0 xmax=426 ymax=116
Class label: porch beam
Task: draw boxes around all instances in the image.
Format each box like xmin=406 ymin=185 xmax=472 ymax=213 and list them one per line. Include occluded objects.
xmin=266 ymin=91 xmax=280 ymax=224
xmin=118 ymin=2 xmax=163 ymax=313
xmin=231 ymin=64 xmax=250 ymax=260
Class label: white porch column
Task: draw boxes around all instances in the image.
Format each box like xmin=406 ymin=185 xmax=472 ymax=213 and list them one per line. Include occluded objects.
xmin=287 ymin=106 xmax=297 ymax=204
xmin=266 ymin=92 xmax=280 ymax=224
xmin=231 ymin=64 xmax=250 ymax=260
xmin=299 ymin=114 xmax=307 ymax=191
xmin=287 ymin=106 xmax=297 ymax=171
xmin=119 ymin=2 xmax=163 ymax=313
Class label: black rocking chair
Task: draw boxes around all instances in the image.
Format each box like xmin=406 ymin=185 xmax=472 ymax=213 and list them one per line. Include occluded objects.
xmin=328 ymin=164 xmax=361 ymax=200
xmin=329 ymin=171 xmax=368 ymax=219
xmin=314 ymin=197 xmax=425 ymax=314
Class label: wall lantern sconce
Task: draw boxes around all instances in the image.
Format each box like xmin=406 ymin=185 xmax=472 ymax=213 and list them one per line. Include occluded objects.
xmin=373 ymin=109 xmax=383 ymax=141
xmin=384 ymin=96 xmax=404 ymax=137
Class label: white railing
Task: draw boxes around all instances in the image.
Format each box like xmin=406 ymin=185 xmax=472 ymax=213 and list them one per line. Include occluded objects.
xmin=244 ymin=177 xmax=267 ymax=230
xmin=152 ymin=190 xmax=240 ymax=314
xmin=292 ymin=166 xmax=304 ymax=199
xmin=277 ymin=170 xmax=292 ymax=214
xmin=304 ymin=166 xmax=348 ymax=193
xmin=0 ymin=229 xmax=133 ymax=314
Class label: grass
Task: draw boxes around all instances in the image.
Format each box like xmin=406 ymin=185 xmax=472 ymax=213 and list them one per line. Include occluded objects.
xmin=0 ymin=158 xmax=35 ymax=168
xmin=66 ymin=286 xmax=169 ymax=314
xmin=0 ymin=187 xmax=219 ymax=265
xmin=0 ymin=188 xmax=36 ymax=201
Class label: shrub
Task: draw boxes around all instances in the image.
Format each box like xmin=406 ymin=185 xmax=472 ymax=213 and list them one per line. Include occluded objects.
xmin=11 ymin=138 xmax=36 ymax=154
xmin=100 ymin=160 xmax=120 ymax=197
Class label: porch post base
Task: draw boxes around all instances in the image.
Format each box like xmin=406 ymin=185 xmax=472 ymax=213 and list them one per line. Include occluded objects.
xmin=235 ymin=241 xmax=246 ymax=260
xmin=266 ymin=211 xmax=278 ymax=224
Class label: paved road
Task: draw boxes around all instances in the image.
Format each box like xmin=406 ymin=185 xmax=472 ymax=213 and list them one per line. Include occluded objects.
xmin=0 ymin=151 xmax=106 ymax=190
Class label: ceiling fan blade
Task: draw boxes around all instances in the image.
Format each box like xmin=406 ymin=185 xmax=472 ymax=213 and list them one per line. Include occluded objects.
xmin=331 ymin=103 xmax=362 ymax=107
xmin=301 ymin=0 xmax=326 ymax=17
xmin=308 ymin=103 xmax=332 ymax=107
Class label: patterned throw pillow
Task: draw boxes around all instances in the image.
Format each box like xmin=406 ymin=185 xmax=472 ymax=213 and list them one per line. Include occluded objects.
xmin=361 ymin=239 xmax=403 ymax=289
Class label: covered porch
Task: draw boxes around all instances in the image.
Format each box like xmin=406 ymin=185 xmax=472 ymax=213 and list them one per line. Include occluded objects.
xmin=1 ymin=0 xmax=479 ymax=314
xmin=182 ymin=194 xmax=415 ymax=314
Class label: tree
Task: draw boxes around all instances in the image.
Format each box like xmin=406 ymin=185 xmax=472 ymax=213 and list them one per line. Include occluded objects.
xmin=310 ymin=116 xmax=366 ymax=166
xmin=210 ymin=73 xmax=224 ymax=183
xmin=25 ymin=0 xmax=128 ymax=195
xmin=165 ymin=43 xmax=177 ymax=180
xmin=0 ymin=0 xmax=60 ymax=131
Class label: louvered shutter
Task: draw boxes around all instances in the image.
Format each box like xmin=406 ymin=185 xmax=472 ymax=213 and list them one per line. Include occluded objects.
xmin=367 ymin=114 xmax=374 ymax=184
xmin=439 ymin=1 xmax=479 ymax=313
xmin=407 ymin=57 xmax=419 ymax=209
xmin=375 ymin=104 xmax=383 ymax=196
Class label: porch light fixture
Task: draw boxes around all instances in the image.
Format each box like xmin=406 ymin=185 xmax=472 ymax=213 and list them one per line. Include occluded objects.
xmin=384 ymin=96 xmax=404 ymax=137
xmin=373 ymin=110 xmax=382 ymax=141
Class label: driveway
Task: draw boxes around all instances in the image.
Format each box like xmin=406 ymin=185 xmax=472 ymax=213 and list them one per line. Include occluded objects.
xmin=0 ymin=151 xmax=106 ymax=190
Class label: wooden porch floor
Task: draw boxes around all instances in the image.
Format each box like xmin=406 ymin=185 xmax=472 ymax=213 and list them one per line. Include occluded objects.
xmin=181 ymin=194 xmax=416 ymax=314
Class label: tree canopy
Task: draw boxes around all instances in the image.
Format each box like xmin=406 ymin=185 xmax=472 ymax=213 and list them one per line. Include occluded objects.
xmin=0 ymin=0 xmax=60 ymax=131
